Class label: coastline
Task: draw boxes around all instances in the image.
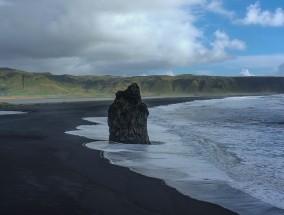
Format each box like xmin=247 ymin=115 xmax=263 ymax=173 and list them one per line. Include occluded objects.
xmin=0 ymin=97 xmax=237 ymax=215
xmin=0 ymin=92 xmax=276 ymax=105
xmin=69 ymin=95 xmax=284 ymax=215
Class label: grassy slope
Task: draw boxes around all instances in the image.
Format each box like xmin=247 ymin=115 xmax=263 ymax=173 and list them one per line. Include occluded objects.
xmin=1 ymin=68 xmax=284 ymax=98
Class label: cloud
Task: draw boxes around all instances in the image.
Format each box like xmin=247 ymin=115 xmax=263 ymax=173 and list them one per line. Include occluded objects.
xmin=237 ymin=1 xmax=284 ymax=27
xmin=213 ymin=30 xmax=246 ymax=50
xmin=0 ymin=0 xmax=245 ymax=75
xmin=207 ymin=54 xmax=284 ymax=76
xmin=163 ymin=70 xmax=175 ymax=76
xmin=240 ymin=69 xmax=255 ymax=76
xmin=206 ymin=0 xmax=234 ymax=18
xmin=209 ymin=30 xmax=246 ymax=60
xmin=0 ymin=0 xmax=11 ymax=6
xmin=276 ymin=63 xmax=284 ymax=76
xmin=144 ymin=70 xmax=176 ymax=76
xmin=230 ymin=55 xmax=284 ymax=69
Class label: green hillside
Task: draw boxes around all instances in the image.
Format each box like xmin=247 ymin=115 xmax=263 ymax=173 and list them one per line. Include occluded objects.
xmin=1 ymin=68 xmax=284 ymax=98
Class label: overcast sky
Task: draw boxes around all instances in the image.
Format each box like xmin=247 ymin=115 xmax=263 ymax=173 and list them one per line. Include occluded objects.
xmin=0 ymin=0 xmax=283 ymax=76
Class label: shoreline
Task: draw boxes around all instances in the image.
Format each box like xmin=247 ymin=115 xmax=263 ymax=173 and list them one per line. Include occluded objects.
xmin=0 ymin=97 xmax=238 ymax=215
xmin=71 ymin=98 xmax=284 ymax=215
xmin=0 ymin=92 xmax=278 ymax=105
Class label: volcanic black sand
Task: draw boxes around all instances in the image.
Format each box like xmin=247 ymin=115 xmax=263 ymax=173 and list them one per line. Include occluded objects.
xmin=0 ymin=97 xmax=238 ymax=215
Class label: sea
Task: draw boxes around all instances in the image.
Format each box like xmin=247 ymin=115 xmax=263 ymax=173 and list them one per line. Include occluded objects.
xmin=67 ymin=95 xmax=284 ymax=215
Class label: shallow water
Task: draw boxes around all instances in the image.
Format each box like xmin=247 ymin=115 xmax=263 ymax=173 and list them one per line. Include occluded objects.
xmin=67 ymin=95 xmax=284 ymax=215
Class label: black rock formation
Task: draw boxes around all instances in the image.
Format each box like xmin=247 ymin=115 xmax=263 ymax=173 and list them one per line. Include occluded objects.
xmin=108 ymin=83 xmax=150 ymax=144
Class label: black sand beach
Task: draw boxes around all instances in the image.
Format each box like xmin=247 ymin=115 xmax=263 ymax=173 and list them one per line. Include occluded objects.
xmin=0 ymin=97 xmax=237 ymax=215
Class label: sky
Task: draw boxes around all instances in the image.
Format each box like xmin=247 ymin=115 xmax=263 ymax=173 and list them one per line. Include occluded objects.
xmin=0 ymin=0 xmax=284 ymax=77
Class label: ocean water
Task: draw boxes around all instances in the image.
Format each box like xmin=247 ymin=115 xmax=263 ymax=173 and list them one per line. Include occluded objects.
xmin=67 ymin=95 xmax=284 ymax=215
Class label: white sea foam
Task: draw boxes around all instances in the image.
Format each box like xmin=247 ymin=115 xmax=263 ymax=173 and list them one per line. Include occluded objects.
xmin=0 ymin=111 xmax=26 ymax=115
xmin=149 ymin=95 xmax=284 ymax=211
xmin=67 ymin=95 xmax=284 ymax=215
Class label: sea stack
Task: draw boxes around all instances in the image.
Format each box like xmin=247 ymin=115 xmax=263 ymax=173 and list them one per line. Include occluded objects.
xmin=108 ymin=83 xmax=150 ymax=144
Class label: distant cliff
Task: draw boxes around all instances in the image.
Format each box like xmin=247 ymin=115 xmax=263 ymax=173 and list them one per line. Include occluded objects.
xmin=0 ymin=68 xmax=284 ymax=98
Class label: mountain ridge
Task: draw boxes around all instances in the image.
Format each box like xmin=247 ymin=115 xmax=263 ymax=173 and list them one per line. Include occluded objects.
xmin=1 ymin=68 xmax=284 ymax=98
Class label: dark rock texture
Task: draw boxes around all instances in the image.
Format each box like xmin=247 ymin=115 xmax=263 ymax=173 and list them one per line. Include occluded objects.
xmin=108 ymin=83 xmax=150 ymax=144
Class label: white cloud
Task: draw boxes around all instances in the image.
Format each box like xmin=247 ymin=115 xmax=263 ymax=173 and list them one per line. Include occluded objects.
xmin=0 ymin=0 xmax=10 ymax=6
xmin=192 ymin=70 xmax=213 ymax=75
xmin=208 ymin=54 xmax=284 ymax=76
xmin=164 ymin=70 xmax=175 ymax=76
xmin=206 ymin=0 xmax=234 ymax=18
xmin=0 ymin=0 xmax=245 ymax=75
xmin=208 ymin=30 xmax=246 ymax=61
xmin=229 ymin=55 xmax=284 ymax=68
xmin=237 ymin=1 xmax=284 ymax=27
xmin=140 ymin=70 xmax=175 ymax=76
xmin=276 ymin=63 xmax=284 ymax=76
xmin=213 ymin=30 xmax=246 ymax=50
xmin=240 ymin=69 xmax=255 ymax=76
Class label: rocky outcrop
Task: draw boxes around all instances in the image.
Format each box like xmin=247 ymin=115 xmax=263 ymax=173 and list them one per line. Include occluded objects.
xmin=108 ymin=83 xmax=150 ymax=144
